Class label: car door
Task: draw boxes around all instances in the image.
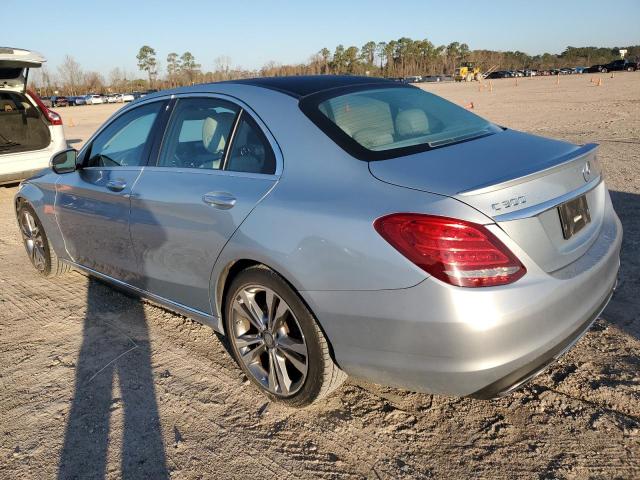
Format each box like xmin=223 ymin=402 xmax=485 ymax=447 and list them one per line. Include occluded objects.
xmin=55 ymin=100 xmax=167 ymax=282
xmin=129 ymin=95 xmax=279 ymax=314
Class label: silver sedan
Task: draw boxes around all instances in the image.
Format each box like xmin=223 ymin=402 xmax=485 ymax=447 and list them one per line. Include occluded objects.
xmin=14 ymin=76 xmax=622 ymax=407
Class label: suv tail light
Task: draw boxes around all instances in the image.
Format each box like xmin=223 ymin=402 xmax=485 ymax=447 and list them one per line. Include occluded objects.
xmin=26 ymin=89 xmax=63 ymax=126
xmin=43 ymin=108 xmax=63 ymax=126
xmin=374 ymin=214 xmax=526 ymax=287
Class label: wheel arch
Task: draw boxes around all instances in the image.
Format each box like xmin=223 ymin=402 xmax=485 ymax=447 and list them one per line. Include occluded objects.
xmin=212 ymin=257 xmax=342 ymax=368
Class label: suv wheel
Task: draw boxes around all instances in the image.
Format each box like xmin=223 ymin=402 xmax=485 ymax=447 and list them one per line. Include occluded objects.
xmin=224 ymin=266 xmax=346 ymax=407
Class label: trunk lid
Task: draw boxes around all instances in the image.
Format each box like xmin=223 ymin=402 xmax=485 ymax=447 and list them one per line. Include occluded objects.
xmin=0 ymin=47 xmax=45 ymax=92
xmin=369 ymin=129 xmax=605 ymax=273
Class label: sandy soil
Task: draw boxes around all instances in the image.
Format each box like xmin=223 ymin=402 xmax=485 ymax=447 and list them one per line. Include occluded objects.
xmin=1 ymin=73 xmax=638 ymax=479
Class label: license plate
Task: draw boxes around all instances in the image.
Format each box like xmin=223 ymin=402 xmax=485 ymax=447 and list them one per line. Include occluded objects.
xmin=558 ymin=194 xmax=591 ymax=239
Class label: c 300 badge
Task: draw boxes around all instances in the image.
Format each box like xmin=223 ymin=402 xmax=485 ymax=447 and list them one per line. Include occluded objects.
xmin=491 ymin=195 xmax=527 ymax=212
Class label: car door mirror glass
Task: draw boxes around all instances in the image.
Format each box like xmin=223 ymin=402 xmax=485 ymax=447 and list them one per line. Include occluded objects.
xmin=51 ymin=148 xmax=77 ymax=174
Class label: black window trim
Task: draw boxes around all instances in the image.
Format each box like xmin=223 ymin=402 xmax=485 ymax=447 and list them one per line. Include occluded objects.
xmin=298 ymin=83 xmax=499 ymax=162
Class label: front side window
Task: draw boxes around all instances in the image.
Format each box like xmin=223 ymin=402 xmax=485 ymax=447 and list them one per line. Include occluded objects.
xmin=158 ymin=98 xmax=239 ymax=170
xmin=302 ymin=86 xmax=501 ymax=160
xmin=86 ymin=101 xmax=163 ymax=167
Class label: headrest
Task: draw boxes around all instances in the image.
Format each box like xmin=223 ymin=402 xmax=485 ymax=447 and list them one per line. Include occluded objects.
xmin=202 ymin=112 xmax=236 ymax=154
xmin=353 ymin=128 xmax=394 ymax=149
xmin=396 ymin=109 xmax=429 ymax=136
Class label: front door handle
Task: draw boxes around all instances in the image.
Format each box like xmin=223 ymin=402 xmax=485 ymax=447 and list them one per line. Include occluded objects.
xmin=106 ymin=179 xmax=127 ymax=192
xmin=203 ymin=192 xmax=236 ymax=210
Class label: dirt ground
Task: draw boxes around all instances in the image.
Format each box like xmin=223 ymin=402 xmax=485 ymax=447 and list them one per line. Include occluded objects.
xmin=0 ymin=73 xmax=638 ymax=479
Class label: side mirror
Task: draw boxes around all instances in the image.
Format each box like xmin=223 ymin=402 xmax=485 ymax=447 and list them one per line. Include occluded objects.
xmin=51 ymin=148 xmax=77 ymax=174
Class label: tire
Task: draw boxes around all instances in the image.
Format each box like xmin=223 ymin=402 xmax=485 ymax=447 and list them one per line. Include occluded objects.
xmin=224 ymin=266 xmax=346 ymax=407
xmin=601 ymin=68 xmax=608 ymax=73
xmin=16 ymin=202 xmax=70 ymax=277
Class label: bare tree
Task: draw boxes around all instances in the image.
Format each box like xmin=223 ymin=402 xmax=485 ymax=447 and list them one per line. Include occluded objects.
xmin=84 ymin=71 xmax=105 ymax=93
xmin=58 ymin=55 xmax=83 ymax=96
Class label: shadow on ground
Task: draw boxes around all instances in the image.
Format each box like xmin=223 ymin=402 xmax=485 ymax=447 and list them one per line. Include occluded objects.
xmin=57 ymin=278 xmax=169 ymax=479
xmin=605 ymin=190 xmax=640 ymax=339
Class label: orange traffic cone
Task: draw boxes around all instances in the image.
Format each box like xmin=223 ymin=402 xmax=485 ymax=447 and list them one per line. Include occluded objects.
xmin=464 ymin=102 xmax=474 ymax=109
xmin=597 ymin=77 xmax=603 ymax=87
xmin=489 ymin=80 xmax=493 ymax=92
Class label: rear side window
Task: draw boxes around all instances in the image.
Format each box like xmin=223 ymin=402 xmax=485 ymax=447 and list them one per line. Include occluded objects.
xmin=301 ymin=86 xmax=501 ymax=160
xmin=158 ymin=97 xmax=239 ymax=170
xmin=157 ymin=97 xmax=276 ymax=175
xmin=225 ymin=113 xmax=276 ymax=175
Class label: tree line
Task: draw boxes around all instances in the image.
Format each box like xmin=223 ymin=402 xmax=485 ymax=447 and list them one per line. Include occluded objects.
xmin=31 ymin=40 xmax=640 ymax=96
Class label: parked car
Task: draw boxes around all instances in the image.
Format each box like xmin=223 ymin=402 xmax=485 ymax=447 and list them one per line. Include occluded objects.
xmin=559 ymin=68 xmax=573 ymax=75
xmin=84 ymin=94 xmax=104 ymax=105
xmin=120 ymin=93 xmax=135 ymax=102
xmin=40 ymin=96 xmax=53 ymax=107
xmin=15 ymin=75 xmax=622 ymax=407
xmin=573 ymin=67 xmax=586 ymax=74
xmin=0 ymin=47 xmax=66 ymax=185
xmin=600 ymin=59 xmax=638 ymax=73
xmin=72 ymin=95 xmax=86 ymax=106
xmin=106 ymin=94 xmax=118 ymax=103
xmin=585 ymin=64 xmax=605 ymax=73
xmin=50 ymin=96 xmax=69 ymax=107
xmin=485 ymin=71 xmax=512 ymax=79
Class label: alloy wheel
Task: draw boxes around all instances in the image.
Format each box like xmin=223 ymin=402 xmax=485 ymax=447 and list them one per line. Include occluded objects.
xmin=19 ymin=210 xmax=47 ymax=272
xmin=230 ymin=285 xmax=308 ymax=396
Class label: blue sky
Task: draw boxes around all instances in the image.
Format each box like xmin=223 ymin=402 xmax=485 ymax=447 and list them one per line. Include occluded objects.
xmin=6 ymin=0 xmax=639 ymax=76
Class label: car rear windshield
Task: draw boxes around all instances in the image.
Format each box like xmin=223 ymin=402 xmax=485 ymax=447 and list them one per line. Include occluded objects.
xmin=300 ymin=85 xmax=501 ymax=160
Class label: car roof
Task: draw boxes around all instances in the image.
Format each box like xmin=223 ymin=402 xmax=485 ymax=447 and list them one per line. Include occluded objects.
xmin=223 ymin=75 xmax=395 ymax=98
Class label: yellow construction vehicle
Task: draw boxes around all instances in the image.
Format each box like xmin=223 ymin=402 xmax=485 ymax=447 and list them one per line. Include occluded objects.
xmin=454 ymin=62 xmax=482 ymax=82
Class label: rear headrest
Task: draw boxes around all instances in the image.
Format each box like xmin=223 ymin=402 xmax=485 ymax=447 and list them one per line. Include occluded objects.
xmin=353 ymin=128 xmax=394 ymax=149
xmin=331 ymin=96 xmax=394 ymax=137
xmin=396 ymin=109 xmax=429 ymax=137
xmin=202 ymin=112 xmax=235 ymax=154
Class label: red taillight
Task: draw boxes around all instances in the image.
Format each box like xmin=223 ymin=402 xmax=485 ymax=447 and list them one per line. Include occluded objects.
xmin=374 ymin=213 xmax=526 ymax=287
xmin=44 ymin=108 xmax=63 ymax=126
xmin=26 ymin=89 xmax=63 ymax=126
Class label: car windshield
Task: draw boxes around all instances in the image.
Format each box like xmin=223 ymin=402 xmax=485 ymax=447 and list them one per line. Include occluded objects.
xmin=308 ymin=86 xmax=501 ymax=159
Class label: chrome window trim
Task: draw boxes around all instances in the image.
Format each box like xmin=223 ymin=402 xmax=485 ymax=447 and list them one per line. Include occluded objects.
xmin=493 ymin=176 xmax=602 ymax=222
xmin=141 ymin=165 xmax=278 ymax=181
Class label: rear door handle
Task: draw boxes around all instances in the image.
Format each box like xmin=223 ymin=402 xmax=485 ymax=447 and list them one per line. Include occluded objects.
xmin=106 ymin=179 xmax=127 ymax=192
xmin=203 ymin=192 xmax=236 ymax=210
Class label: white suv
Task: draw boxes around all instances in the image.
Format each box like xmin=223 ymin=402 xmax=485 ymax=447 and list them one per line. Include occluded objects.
xmin=0 ymin=47 xmax=66 ymax=185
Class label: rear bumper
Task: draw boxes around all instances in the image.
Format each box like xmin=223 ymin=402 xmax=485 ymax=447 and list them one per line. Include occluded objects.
xmin=302 ymin=204 xmax=622 ymax=397
xmin=0 ymin=167 xmax=46 ymax=185
xmin=469 ymin=279 xmax=616 ymax=399
xmin=0 ymin=128 xmax=64 ymax=185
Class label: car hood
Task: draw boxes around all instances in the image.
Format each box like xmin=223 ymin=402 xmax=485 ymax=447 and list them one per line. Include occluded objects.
xmin=0 ymin=47 xmax=45 ymax=91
